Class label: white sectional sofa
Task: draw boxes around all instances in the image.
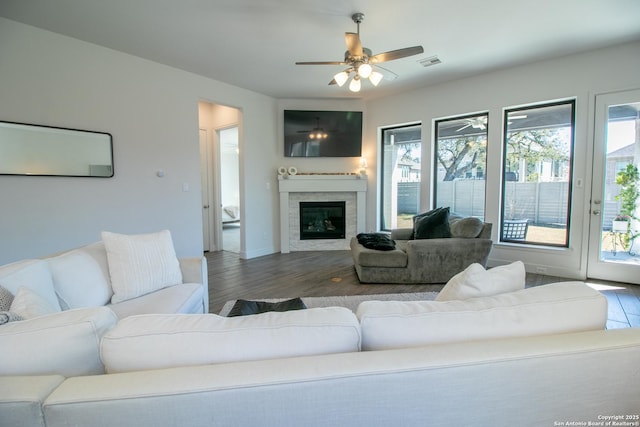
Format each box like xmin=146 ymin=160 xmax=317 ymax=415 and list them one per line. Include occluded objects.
xmin=1 ymin=261 xmax=639 ymax=427
xmin=0 ymin=230 xmax=208 ymax=379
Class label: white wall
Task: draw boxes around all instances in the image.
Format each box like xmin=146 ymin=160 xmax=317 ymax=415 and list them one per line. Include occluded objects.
xmin=364 ymin=40 xmax=640 ymax=279
xmin=2 ymin=15 xmax=639 ymax=278
xmin=0 ymin=18 xmax=277 ymax=263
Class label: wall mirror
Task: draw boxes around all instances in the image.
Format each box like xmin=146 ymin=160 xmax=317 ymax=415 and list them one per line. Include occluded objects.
xmin=0 ymin=120 xmax=113 ymax=177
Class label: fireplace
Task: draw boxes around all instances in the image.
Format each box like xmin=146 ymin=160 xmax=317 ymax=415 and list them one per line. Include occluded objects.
xmin=299 ymin=201 xmax=346 ymax=240
xmin=278 ymin=174 xmax=366 ymax=252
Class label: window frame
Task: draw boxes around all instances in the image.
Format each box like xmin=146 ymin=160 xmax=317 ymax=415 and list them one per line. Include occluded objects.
xmin=379 ymin=122 xmax=422 ymax=231
xmin=500 ymin=99 xmax=576 ymax=247
xmin=433 ymin=112 xmax=489 ymax=219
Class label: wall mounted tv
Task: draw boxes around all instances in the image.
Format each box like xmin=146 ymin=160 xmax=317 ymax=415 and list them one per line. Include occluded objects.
xmin=284 ymin=110 xmax=362 ymax=157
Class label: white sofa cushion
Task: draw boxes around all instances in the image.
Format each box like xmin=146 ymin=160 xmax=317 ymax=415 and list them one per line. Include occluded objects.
xmin=10 ymin=286 xmax=59 ymax=319
xmin=357 ymin=281 xmax=607 ymax=351
xmin=100 ymin=307 xmax=361 ymax=373
xmin=436 ymin=261 xmax=525 ymax=301
xmin=0 ymin=259 xmax=61 ymax=312
xmin=102 ymin=230 xmax=183 ymax=304
xmin=47 ymin=242 xmax=113 ymax=309
xmin=0 ymin=307 xmax=117 ymax=376
xmin=107 ymin=283 xmax=204 ymax=319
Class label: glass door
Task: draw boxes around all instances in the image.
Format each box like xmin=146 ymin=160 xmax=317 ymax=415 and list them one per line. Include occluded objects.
xmin=587 ymin=89 xmax=640 ymax=283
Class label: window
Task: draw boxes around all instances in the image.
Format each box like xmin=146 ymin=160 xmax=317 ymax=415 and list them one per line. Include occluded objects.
xmin=434 ymin=113 xmax=488 ymax=220
xmin=501 ymin=100 xmax=575 ymax=246
xmin=380 ymin=124 xmax=421 ymax=230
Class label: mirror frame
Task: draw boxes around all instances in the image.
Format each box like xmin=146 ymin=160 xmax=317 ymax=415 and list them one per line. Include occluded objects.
xmin=0 ymin=120 xmax=114 ymax=178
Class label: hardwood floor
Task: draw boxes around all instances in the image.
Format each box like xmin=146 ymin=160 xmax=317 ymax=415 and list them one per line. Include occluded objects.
xmin=205 ymin=250 xmax=640 ymax=329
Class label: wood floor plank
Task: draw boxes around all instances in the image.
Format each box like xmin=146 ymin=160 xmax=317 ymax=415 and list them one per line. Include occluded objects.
xmin=617 ymin=291 xmax=640 ymax=316
xmin=601 ymin=292 xmax=628 ymax=324
xmin=205 ymin=250 xmax=640 ymax=328
xmin=628 ymin=313 xmax=640 ymax=327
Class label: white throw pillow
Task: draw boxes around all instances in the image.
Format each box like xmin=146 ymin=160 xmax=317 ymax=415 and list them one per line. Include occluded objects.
xmin=0 ymin=260 xmax=61 ymax=312
xmin=102 ymin=230 xmax=183 ymax=304
xmin=435 ymin=261 xmax=525 ymax=301
xmin=100 ymin=307 xmax=361 ymax=373
xmin=48 ymin=245 xmax=112 ymax=309
xmin=10 ymin=286 xmax=60 ymax=319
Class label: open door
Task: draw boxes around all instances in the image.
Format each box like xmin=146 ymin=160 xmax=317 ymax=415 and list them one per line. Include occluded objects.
xmin=587 ymin=88 xmax=640 ymax=283
xmin=198 ymin=101 xmax=242 ymax=255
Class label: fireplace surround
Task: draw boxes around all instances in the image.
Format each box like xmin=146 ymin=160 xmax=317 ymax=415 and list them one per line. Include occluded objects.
xmin=278 ymin=174 xmax=367 ymax=253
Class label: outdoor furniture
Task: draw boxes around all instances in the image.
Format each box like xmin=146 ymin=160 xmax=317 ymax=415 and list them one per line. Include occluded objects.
xmin=503 ymin=219 xmax=528 ymax=240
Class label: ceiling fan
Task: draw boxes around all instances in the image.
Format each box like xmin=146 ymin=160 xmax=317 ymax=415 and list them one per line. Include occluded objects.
xmin=295 ymin=13 xmax=424 ymax=92
xmin=455 ymin=114 xmax=527 ymax=132
xmin=298 ymin=117 xmax=330 ymax=140
xmin=456 ymin=117 xmax=487 ymax=132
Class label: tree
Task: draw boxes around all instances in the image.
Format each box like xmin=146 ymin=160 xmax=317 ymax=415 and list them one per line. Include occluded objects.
xmin=505 ymin=129 xmax=569 ymax=182
xmin=397 ymin=142 xmax=421 ymax=163
xmin=437 ymin=136 xmax=486 ymax=181
xmin=614 ymin=163 xmax=640 ymax=252
xmin=615 ymin=163 xmax=640 ymax=219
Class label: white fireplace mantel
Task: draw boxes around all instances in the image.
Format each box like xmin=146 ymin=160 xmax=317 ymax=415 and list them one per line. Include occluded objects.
xmin=279 ymin=174 xmax=367 ymax=253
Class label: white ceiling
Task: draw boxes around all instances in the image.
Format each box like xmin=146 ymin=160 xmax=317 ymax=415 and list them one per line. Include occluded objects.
xmin=1 ymin=0 xmax=640 ymax=100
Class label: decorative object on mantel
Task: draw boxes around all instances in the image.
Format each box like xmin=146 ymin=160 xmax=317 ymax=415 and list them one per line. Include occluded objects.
xmin=297 ymin=172 xmax=357 ymax=175
xmin=359 ymin=157 xmax=368 ymax=175
xmin=277 ymin=172 xmax=365 ymax=181
xmin=277 ymin=166 xmax=288 ymax=176
xmin=288 ymin=166 xmax=298 ymax=175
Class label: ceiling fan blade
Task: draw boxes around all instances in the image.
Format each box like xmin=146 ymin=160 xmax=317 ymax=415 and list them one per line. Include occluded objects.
xmin=373 ymin=65 xmax=398 ymax=81
xmin=345 ymin=32 xmax=363 ymax=57
xmin=456 ymin=124 xmax=471 ymax=132
xmin=328 ymin=78 xmax=337 ymax=85
xmin=295 ymin=61 xmax=346 ymax=65
xmin=369 ymin=46 xmax=424 ymax=63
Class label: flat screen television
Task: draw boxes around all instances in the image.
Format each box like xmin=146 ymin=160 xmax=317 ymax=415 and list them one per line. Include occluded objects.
xmin=284 ymin=110 xmax=362 ymax=157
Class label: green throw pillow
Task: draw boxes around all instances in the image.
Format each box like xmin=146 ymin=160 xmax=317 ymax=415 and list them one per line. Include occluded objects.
xmin=413 ymin=207 xmax=451 ymax=239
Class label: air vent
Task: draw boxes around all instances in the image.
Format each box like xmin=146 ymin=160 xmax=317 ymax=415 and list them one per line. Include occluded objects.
xmin=418 ymin=56 xmax=441 ymax=67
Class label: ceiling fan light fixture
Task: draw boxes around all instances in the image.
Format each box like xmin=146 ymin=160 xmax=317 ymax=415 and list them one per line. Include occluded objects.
xmin=369 ymin=71 xmax=383 ymax=86
xmin=358 ymin=63 xmax=372 ymax=78
xmin=334 ymin=71 xmax=349 ymax=87
xmin=349 ymin=76 xmax=361 ymax=92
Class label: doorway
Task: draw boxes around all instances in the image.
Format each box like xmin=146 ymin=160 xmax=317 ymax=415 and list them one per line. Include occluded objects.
xmin=587 ymin=88 xmax=640 ymax=283
xmin=198 ymin=101 xmax=242 ymax=255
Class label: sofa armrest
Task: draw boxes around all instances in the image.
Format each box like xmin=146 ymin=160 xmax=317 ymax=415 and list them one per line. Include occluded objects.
xmin=404 ymin=238 xmax=493 ymax=283
xmin=0 ymin=375 xmax=64 ymax=427
xmin=406 ymin=237 xmax=492 ymax=258
xmin=179 ymin=256 xmax=209 ymax=313
xmin=478 ymin=223 xmax=492 ymax=239
xmin=390 ymin=228 xmax=413 ymax=240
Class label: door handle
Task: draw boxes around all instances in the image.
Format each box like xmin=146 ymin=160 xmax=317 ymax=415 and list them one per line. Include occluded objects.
xmin=593 ymin=210 xmax=601 ymax=216
xmin=203 ymin=205 xmax=210 ymax=209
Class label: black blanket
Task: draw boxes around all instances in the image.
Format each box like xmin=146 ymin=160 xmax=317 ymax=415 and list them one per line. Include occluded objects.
xmin=356 ymin=233 xmax=396 ymax=251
